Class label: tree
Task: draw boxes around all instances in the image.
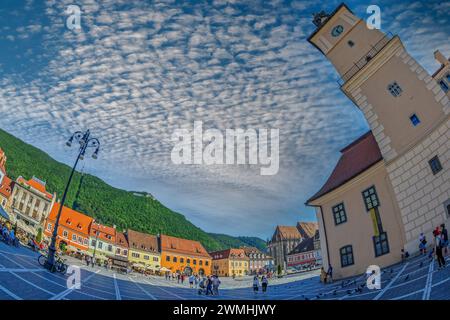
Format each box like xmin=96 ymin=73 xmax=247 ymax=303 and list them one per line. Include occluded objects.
xmin=36 ymin=228 xmax=43 ymax=243
xmin=277 ymin=264 xmax=282 ymax=277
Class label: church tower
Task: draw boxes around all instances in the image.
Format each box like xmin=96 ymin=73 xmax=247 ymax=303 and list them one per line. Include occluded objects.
xmin=308 ymin=4 xmax=450 ymax=253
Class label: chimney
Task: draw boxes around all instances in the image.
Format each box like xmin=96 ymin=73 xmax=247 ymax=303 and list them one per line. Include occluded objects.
xmin=434 ymin=50 xmax=449 ymax=66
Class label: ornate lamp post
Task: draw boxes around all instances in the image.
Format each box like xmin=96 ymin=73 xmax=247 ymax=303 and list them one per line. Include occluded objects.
xmin=91 ymin=228 xmax=100 ymax=267
xmin=45 ymin=129 xmax=100 ymax=271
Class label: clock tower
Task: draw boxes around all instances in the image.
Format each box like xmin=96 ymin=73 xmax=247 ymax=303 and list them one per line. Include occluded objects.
xmin=308 ymin=3 xmax=450 ymax=253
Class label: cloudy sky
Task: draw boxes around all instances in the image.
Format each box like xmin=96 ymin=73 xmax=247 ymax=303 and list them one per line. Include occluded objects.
xmin=0 ymin=0 xmax=448 ymax=239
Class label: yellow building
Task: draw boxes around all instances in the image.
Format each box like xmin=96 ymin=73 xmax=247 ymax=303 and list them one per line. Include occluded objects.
xmin=306 ymin=3 xmax=449 ymax=279
xmin=126 ymin=229 xmax=160 ymax=273
xmin=210 ymin=248 xmax=249 ymax=277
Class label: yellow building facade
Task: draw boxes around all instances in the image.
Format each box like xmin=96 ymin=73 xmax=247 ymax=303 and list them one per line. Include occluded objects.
xmin=210 ymin=248 xmax=249 ymax=277
xmin=126 ymin=229 xmax=161 ymax=272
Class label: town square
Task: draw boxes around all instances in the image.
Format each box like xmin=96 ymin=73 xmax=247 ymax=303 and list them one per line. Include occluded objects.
xmin=0 ymin=0 xmax=449 ymax=312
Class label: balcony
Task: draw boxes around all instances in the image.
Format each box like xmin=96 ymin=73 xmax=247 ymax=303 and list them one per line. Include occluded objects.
xmin=338 ymin=33 xmax=394 ymax=86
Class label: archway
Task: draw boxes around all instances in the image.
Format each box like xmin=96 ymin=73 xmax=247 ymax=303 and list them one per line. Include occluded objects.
xmin=184 ymin=266 xmax=193 ymax=276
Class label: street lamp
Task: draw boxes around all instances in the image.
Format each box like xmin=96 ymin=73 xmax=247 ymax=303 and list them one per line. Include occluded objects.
xmin=44 ymin=129 xmax=100 ymax=271
xmin=92 ymin=229 xmax=100 ymax=267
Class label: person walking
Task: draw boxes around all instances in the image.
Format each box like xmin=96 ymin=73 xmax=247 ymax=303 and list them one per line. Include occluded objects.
xmin=212 ymin=275 xmax=221 ymax=296
xmin=434 ymin=229 xmax=446 ymax=269
xmin=419 ymin=233 xmax=427 ymax=254
xmin=253 ymin=276 xmax=260 ymax=294
xmin=194 ymin=275 xmax=199 ymax=289
xmin=440 ymin=224 xmax=448 ymax=256
xmin=327 ymin=264 xmax=333 ymax=283
xmin=261 ymin=276 xmax=268 ymax=293
xmin=206 ymin=276 xmax=213 ymax=296
xmin=189 ymin=274 xmax=195 ymax=288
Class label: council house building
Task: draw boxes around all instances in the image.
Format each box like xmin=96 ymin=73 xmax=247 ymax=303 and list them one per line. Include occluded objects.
xmin=306 ymin=3 xmax=449 ymax=279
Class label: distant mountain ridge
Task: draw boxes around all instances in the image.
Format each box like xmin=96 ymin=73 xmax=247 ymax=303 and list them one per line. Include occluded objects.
xmin=0 ymin=128 xmax=266 ymax=251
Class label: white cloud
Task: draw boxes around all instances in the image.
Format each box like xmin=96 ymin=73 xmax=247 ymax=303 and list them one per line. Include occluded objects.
xmin=0 ymin=0 xmax=448 ymax=237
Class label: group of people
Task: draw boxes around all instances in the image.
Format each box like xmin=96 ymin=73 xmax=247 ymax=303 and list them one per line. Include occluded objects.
xmin=0 ymin=221 xmax=18 ymax=247
xmin=320 ymin=264 xmax=333 ymax=283
xmin=252 ymin=275 xmax=269 ymax=293
xmin=198 ymin=275 xmax=221 ymax=295
xmin=419 ymin=223 xmax=448 ymax=269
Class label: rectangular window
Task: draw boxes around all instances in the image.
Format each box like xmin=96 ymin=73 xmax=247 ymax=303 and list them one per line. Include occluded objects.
xmin=409 ymin=114 xmax=420 ymax=126
xmin=180 ymin=258 xmax=184 ymax=263
xmin=108 ymin=245 xmax=112 ymax=252
xmin=91 ymin=239 xmax=96 ymax=247
xmin=429 ymin=155 xmax=443 ymax=175
xmin=193 ymin=259 xmax=197 ymax=265
xmin=72 ymin=234 xmax=76 ymax=241
xmin=173 ymin=257 xmax=177 ymax=262
xmin=373 ymin=232 xmax=390 ymax=257
xmin=439 ymin=80 xmax=449 ymax=92
xmin=144 ymin=255 xmax=149 ymax=260
xmin=340 ymin=245 xmax=354 ymax=267
xmin=63 ymin=230 xmax=68 ymax=238
xmin=332 ymin=203 xmax=347 ymax=225
xmin=166 ymin=256 xmax=170 ymax=261
xmin=362 ymin=186 xmax=380 ymax=211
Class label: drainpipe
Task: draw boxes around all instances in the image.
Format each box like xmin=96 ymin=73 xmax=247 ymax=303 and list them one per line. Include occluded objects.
xmin=306 ymin=204 xmax=330 ymax=267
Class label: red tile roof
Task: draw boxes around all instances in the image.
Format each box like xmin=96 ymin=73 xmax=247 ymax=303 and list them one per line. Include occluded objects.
xmin=0 ymin=148 xmax=6 ymax=174
xmin=115 ymin=232 xmax=129 ymax=248
xmin=90 ymin=222 xmax=116 ymax=243
xmin=296 ymin=222 xmax=318 ymax=239
xmin=307 ymin=131 xmax=383 ymax=203
xmin=0 ymin=176 xmax=13 ymax=199
xmin=160 ymin=234 xmax=210 ymax=258
xmin=209 ymin=248 xmax=249 ymax=260
xmin=47 ymin=203 xmax=93 ymax=236
xmin=127 ymin=229 xmax=159 ymax=253
xmin=17 ymin=176 xmax=53 ymax=200
xmin=272 ymin=226 xmax=302 ymax=241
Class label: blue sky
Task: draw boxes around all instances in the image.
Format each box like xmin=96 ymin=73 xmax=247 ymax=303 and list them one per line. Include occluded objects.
xmin=0 ymin=0 xmax=448 ymax=239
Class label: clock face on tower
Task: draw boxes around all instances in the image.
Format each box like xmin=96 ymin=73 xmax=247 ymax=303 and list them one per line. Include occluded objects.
xmin=331 ymin=25 xmax=344 ymax=37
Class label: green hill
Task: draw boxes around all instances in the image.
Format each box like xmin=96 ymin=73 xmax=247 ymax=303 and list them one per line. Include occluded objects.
xmin=0 ymin=128 xmax=265 ymax=251
xmin=208 ymin=233 xmax=267 ymax=252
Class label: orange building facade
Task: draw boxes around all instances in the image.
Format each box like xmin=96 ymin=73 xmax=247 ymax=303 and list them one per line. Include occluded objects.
xmin=44 ymin=203 xmax=93 ymax=253
xmin=160 ymin=234 xmax=212 ymax=276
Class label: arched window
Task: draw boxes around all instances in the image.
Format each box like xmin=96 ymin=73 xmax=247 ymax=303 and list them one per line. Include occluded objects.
xmin=387 ymin=82 xmax=402 ymax=97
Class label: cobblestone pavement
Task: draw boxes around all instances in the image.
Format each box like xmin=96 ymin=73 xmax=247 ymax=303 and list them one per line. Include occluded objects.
xmin=0 ymin=242 xmax=449 ymax=300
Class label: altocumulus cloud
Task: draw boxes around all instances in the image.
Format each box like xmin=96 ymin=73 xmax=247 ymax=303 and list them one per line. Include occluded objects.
xmin=0 ymin=0 xmax=448 ymax=237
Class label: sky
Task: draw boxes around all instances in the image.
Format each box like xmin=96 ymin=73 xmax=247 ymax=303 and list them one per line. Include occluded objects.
xmin=0 ymin=0 xmax=448 ymax=240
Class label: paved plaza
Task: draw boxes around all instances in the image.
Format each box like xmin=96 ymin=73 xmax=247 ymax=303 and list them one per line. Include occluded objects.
xmin=0 ymin=242 xmax=449 ymax=300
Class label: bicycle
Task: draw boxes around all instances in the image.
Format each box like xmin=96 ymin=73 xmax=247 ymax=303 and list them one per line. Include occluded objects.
xmin=38 ymin=253 xmax=68 ymax=274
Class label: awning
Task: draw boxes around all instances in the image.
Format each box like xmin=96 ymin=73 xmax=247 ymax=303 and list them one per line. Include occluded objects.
xmin=0 ymin=206 xmax=9 ymax=220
